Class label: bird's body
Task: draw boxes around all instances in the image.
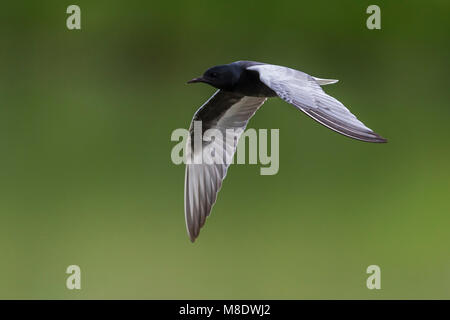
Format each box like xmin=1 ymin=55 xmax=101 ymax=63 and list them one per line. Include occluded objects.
xmin=185 ymin=60 xmax=386 ymax=242
xmin=224 ymin=61 xmax=277 ymax=97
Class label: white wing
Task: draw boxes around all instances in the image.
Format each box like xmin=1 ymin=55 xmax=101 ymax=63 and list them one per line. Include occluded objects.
xmin=248 ymin=64 xmax=386 ymax=143
xmin=185 ymin=90 xmax=267 ymax=242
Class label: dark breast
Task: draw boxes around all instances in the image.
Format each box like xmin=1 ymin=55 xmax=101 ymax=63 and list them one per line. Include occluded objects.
xmin=234 ymin=69 xmax=276 ymax=97
xmin=232 ymin=61 xmax=277 ymax=97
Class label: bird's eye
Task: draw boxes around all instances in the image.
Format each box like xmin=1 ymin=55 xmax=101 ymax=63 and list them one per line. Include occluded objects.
xmin=210 ymin=72 xmax=218 ymax=78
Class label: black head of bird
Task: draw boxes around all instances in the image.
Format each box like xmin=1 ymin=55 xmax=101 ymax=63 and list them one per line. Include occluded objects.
xmin=187 ymin=64 xmax=242 ymax=91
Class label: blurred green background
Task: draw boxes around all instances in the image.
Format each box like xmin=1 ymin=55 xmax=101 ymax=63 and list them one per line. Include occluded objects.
xmin=0 ymin=0 xmax=449 ymax=299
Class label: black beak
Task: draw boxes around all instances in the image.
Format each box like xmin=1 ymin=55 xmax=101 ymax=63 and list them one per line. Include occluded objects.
xmin=187 ymin=77 xmax=207 ymax=84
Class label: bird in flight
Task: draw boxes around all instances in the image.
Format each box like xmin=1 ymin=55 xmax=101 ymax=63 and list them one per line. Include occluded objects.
xmin=185 ymin=61 xmax=386 ymax=242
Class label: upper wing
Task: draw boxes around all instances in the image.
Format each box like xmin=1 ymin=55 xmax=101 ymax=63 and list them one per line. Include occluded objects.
xmin=247 ymin=64 xmax=387 ymax=143
xmin=185 ymin=90 xmax=267 ymax=242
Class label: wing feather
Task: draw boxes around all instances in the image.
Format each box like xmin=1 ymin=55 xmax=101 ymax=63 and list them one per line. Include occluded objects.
xmin=185 ymin=90 xmax=267 ymax=242
xmin=248 ymin=64 xmax=386 ymax=143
